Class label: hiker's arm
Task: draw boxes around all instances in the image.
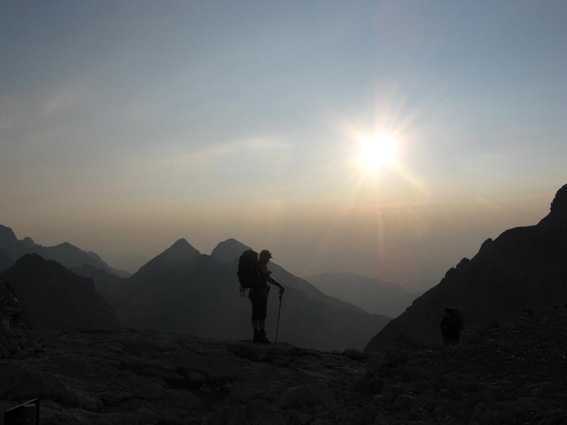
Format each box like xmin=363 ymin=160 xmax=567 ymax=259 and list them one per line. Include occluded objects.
xmin=267 ymin=275 xmax=285 ymax=292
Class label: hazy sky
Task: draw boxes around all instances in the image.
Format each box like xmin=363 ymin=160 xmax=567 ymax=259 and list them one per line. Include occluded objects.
xmin=1 ymin=1 xmax=566 ymax=290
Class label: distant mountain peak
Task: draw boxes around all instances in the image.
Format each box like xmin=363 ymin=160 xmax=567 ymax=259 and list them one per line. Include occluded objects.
xmin=16 ymin=253 xmax=66 ymax=272
xmin=134 ymin=238 xmax=200 ymax=277
xmin=168 ymin=238 xmax=199 ymax=254
xmin=538 ymin=184 xmax=567 ymax=228
xmin=22 ymin=237 xmax=35 ymax=247
xmin=210 ymin=238 xmax=251 ymax=263
xmin=0 ymin=225 xmax=18 ymax=244
xmin=171 ymin=238 xmax=188 ymax=247
xmin=158 ymin=238 xmax=200 ymax=260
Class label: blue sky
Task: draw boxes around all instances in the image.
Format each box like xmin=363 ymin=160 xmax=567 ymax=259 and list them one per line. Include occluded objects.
xmin=1 ymin=1 xmax=566 ymax=289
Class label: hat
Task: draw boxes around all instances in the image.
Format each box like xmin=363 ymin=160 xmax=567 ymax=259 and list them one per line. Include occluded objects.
xmin=259 ymin=250 xmax=272 ymax=260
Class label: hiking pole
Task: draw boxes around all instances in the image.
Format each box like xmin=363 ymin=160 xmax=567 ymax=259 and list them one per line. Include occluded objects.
xmin=274 ymin=291 xmax=283 ymax=347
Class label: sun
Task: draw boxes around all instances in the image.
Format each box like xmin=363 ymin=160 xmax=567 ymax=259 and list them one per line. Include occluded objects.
xmin=357 ymin=134 xmax=399 ymax=172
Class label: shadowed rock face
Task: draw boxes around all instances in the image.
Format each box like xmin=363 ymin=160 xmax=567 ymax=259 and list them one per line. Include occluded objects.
xmin=0 ymin=254 xmax=120 ymax=331
xmin=366 ymin=184 xmax=567 ymax=351
xmin=539 ymin=183 xmax=567 ymax=228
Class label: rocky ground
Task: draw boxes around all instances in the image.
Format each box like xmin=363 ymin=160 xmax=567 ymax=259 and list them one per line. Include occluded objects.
xmin=1 ymin=306 xmax=567 ymax=425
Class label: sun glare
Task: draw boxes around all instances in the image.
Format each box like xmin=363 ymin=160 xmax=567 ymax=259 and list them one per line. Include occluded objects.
xmin=357 ymin=134 xmax=399 ymax=172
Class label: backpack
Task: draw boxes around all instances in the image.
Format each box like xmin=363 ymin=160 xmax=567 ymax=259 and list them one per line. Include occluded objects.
xmin=444 ymin=307 xmax=463 ymax=330
xmin=237 ymin=250 xmax=262 ymax=293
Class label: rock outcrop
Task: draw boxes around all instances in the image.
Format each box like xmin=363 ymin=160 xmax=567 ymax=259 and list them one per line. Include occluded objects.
xmin=538 ymin=183 xmax=567 ymax=228
xmin=366 ymin=184 xmax=567 ymax=350
xmin=0 ymin=280 xmax=37 ymax=359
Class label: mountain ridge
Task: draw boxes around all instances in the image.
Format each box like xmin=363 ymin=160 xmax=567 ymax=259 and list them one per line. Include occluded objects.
xmin=0 ymin=225 xmax=130 ymax=277
xmin=88 ymin=238 xmax=390 ymax=351
xmin=366 ymin=183 xmax=567 ymax=350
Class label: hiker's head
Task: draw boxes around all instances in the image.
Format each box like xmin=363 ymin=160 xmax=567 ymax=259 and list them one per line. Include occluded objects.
xmin=259 ymin=250 xmax=272 ymax=263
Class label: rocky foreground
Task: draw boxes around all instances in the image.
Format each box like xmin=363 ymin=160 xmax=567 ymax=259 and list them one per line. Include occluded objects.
xmin=2 ymin=306 xmax=567 ymax=425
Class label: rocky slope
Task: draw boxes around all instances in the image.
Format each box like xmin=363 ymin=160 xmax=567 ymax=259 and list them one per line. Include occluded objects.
xmin=1 ymin=305 xmax=567 ymax=425
xmin=366 ymin=183 xmax=567 ymax=350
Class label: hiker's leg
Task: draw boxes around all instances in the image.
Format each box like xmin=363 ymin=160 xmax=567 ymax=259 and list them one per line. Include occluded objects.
xmin=257 ymin=293 xmax=270 ymax=344
xmin=251 ymin=320 xmax=260 ymax=342
xmin=250 ymin=292 xmax=263 ymax=342
xmin=250 ymin=292 xmax=261 ymax=327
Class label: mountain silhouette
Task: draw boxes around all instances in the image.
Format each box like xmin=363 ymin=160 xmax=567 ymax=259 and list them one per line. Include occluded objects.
xmin=304 ymin=272 xmax=415 ymax=317
xmin=0 ymin=226 xmax=25 ymax=260
xmin=86 ymin=239 xmax=390 ymax=351
xmin=538 ymin=183 xmax=567 ymax=228
xmin=366 ymin=183 xmax=567 ymax=350
xmin=133 ymin=238 xmax=200 ymax=279
xmin=210 ymin=238 xmax=251 ymax=263
xmin=0 ymin=224 xmax=130 ymax=277
xmin=0 ymin=254 xmax=120 ymax=330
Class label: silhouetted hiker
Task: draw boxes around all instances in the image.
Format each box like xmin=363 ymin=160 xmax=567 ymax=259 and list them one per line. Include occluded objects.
xmin=440 ymin=306 xmax=463 ymax=346
xmin=238 ymin=249 xmax=285 ymax=344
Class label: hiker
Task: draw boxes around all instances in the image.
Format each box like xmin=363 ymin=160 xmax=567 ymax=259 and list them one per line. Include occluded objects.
xmin=440 ymin=306 xmax=463 ymax=346
xmin=237 ymin=249 xmax=286 ymax=344
xmin=248 ymin=249 xmax=285 ymax=344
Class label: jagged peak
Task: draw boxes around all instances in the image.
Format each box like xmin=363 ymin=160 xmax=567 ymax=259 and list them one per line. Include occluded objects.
xmin=171 ymin=238 xmax=192 ymax=248
xmin=550 ymin=184 xmax=567 ymax=212
xmin=145 ymin=239 xmax=201 ymax=264
xmin=133 ymin=239 xmax=201 ymax=277
xmin=166 ymin=238 xmax=200 ymax=254
xmin=538 ymin=184 xmax=567 ymax=228
xmin=0 ymin=225 xmax=18 ymax=242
